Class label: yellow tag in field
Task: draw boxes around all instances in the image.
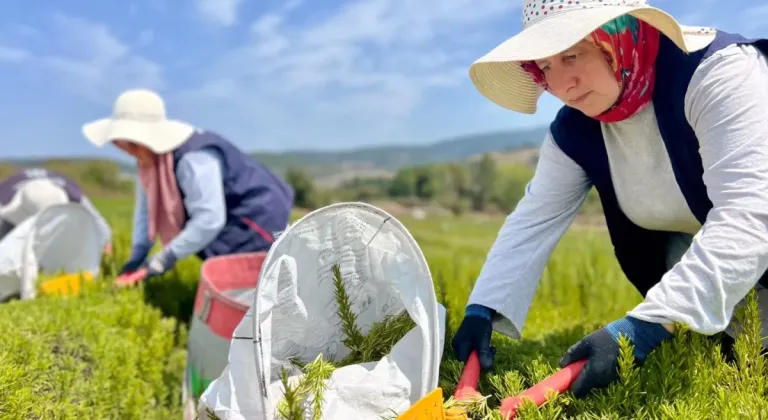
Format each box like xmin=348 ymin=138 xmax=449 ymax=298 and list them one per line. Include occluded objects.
xmin=39 ymin=272 xmax=94 ymax=296
xmin=397 ymin=388 xmax=445 ymax=420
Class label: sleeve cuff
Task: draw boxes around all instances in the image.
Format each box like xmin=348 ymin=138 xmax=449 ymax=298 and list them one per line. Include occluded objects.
xmin=465 ymin=304 xmax=494 ymax=320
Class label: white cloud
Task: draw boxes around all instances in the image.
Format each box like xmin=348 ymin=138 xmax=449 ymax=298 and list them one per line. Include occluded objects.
xmin=300 ymin=0 xmax=515 ymax=47
xmin=0 ymin=45 xmax=30 ymax=62
xmin=196 ymin=0 xmax=243 ymax=27
xmin=7 ymin=24 xmax=40 ymax=39
xmin=138 ymin=30 xmax=155 ymax=46
xmin=249 ymin=13 xmax=290 ymax=57
xmin=282 ymin=0 xmax=304 ymax=12
xmin=181 ymin=0 xmax=518 ymax=148
xmin=38 ymin=14 xmax=163 ymax=104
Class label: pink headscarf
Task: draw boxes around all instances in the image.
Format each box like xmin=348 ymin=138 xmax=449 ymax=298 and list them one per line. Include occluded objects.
xmin=137 ymin=153 xmax=185 ymax=246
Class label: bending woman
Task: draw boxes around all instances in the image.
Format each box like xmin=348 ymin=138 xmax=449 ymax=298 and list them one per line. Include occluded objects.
xmin=82 ymin=89 xmax=295 ymax=282
xmin=452 ymin=0 xmax=768 ymax=398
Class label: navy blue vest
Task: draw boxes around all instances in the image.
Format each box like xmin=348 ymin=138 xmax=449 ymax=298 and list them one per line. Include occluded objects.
xmin=172 ymin=130 xmax=295 ymax=260
xmin=550 ymin=30 xmax=768 ymax=295
xmin=0 ymin=168 xmax=83 ymax=205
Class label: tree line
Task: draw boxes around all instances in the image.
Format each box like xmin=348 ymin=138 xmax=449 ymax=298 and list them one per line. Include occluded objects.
xmin=285 ymin=153 xmax=603 ymax=217
xmin=0 ymin=154 xmax=602 ymax=218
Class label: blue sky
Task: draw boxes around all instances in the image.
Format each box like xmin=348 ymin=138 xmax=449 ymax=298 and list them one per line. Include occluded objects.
xmin=0 ymin=0 xmax=763 ymax=160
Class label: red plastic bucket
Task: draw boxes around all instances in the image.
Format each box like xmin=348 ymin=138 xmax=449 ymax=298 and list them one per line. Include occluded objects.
xmin=184 ymin=252 xmax=267 ymax=418
xmin=194 ymin=252 xmax=266 ymax=337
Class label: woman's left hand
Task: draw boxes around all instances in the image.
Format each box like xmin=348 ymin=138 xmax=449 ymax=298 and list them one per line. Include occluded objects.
xmin=560 ymin=316 xmax=673 ymax=398
xmin=144 ymin=250 xmax=178 ymax=280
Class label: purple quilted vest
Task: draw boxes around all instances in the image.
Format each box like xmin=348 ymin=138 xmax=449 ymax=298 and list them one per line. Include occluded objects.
xmin=172 ymin=130 xmax=295 ymax=259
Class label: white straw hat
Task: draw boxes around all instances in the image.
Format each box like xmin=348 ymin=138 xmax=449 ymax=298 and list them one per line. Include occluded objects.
xmin=0 ymin=179 xmax=69 ymax=226
xmin=82 ymin=89 xmax=196 ymax=154
xmin=469 ymin=0 xmax=717 ymax=114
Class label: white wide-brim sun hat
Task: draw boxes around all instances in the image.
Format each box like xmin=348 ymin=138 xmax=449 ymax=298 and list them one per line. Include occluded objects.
xmin=469 ymin=0 xmax=718 ymax=114
xmin=82 ymin=89 xmax=196 ymax=154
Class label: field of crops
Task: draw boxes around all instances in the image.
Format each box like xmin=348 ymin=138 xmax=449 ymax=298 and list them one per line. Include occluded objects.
xmin=1 ymin=198 xmax=767 ymax=419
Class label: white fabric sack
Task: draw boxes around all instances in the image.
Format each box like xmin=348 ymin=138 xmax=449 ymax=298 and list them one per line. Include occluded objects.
xmin=0 ymin=203 xmax=105 ymax=301
xmin=199 ymin=202 xmax=446 ymax=419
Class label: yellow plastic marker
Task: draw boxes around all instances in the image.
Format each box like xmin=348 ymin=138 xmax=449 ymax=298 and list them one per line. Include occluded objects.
xmin=39 ymin=272 xmax=94 ymax=296
xmin=397 ymin=388 xmax=445 ymax=420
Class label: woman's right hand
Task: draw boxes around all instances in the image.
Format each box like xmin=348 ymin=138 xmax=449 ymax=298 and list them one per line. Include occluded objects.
xmin=119 ymin=244 xmax=151 ymax=275
xmin=451 ymin=304 xmax=497 ymax=371
xmin=119 ymin=256 xmax=145 ymax=275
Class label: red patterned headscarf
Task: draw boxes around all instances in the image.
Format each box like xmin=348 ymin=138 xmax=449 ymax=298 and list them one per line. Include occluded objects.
xmin=521 ymin=15 xmax=661 ymax=123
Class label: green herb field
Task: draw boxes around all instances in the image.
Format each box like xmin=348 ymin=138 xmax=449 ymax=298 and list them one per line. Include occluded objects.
xmin=1 ymin=198 xmax=766 ymax=419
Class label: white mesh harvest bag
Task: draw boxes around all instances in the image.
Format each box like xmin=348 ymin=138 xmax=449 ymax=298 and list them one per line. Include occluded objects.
xmin=199 ymin=202 xmax=447 ymax=419
xmin=0 ymin=203 xmax=104 ymax=302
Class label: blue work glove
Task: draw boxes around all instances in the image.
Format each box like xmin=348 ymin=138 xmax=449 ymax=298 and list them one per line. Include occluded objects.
xmin=119 ymin=244 xmax=151 ymax=275
xmin=560 ymin=316 xmax=673 ymax=398
xmin=451 ymin=304 xmax=497 ymax=371
xmin=142 ymin=249 xmax=178 ymax=281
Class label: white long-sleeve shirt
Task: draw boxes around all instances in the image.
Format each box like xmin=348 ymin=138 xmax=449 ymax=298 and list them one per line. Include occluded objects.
xmin=468 ymin=43 xmax=768 ymax=339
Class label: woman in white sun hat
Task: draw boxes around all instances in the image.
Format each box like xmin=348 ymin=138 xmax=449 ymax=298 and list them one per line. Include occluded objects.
xmin=452 ymin=0 xmax=768 ymax=398
xmin=82 ymin=89 xmax=295 ymax=284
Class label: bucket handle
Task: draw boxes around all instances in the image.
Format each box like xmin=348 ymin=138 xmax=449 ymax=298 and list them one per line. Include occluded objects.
xmin=198 ymin=287 xmax=213 ymax=323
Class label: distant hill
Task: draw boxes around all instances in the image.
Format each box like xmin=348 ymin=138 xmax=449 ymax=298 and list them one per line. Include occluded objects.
xmin=3 ymin=157 xmax=136 ymax=174
xmin=0 ymin=126 xmax=548 ymax=190
xmin=248 ymin=127 xmax=547 ymax=186
xmin=251 ymin=127 xmax=547 ymax=174
xmin=0 ymin=159 xmax=134 ymax=198
xmin=467 ymin=147 xmax=540 ymax=167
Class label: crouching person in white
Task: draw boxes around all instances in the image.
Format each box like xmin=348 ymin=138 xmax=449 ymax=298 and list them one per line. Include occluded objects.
xmin=0 ymin=168 xmax=112 ymax=302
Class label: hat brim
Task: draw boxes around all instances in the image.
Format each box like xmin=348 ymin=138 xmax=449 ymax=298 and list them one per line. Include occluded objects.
xmin=469 ymin=6 xmax=716 ymax=114
xmin=82 ymin=118 xmax=196 ymax=154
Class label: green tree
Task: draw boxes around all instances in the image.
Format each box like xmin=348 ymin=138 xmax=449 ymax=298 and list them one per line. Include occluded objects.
xmin=472 ymin=153 xmax=497 ymax=211
xmin=388 ymin=168 xmax=418 ymax=197
xmin=446 ymin=163 xmax=472 ymax=198
xmin=493 ymin=164 xmax=534 ymax=213
xmin=414 ymin=166 xmax=444 ymax=199
xmin=285 ymin=167 xmax=318 ymax=209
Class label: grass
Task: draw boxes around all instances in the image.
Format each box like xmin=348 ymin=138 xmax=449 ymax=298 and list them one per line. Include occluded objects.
xmin=2 ymin=200 xmax=767 ymax=419
xmin=0 ymin=287 xmax=186 ymax=419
